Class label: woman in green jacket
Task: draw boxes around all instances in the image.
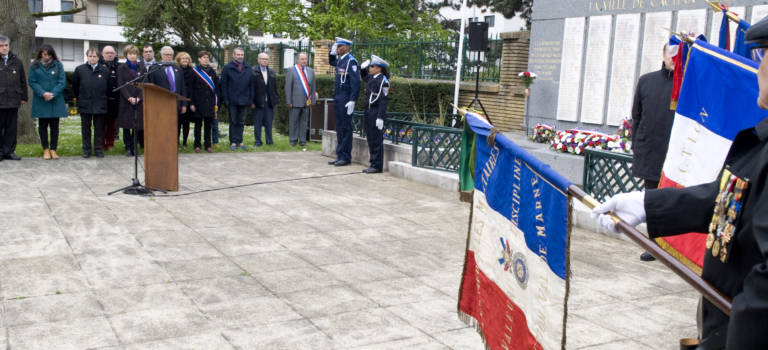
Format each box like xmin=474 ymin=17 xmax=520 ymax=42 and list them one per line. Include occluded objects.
xmin=28 ymin=44 xmax=67 ymax=159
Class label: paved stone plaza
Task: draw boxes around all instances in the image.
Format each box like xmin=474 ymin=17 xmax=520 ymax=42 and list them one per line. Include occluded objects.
xmin=0 ymin=151 xmax=697 ymax=349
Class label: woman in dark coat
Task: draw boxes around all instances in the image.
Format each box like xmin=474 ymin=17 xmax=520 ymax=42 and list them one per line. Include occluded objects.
xmin=28 ymin=44 xmax=67 ymax=160
xmin=176 ymin=52 xmax=194 ymax=150
xmin=188 ymin=51 xmax=219 ymax=153
xmin=116 ymin=44 xmax=144 ymax=156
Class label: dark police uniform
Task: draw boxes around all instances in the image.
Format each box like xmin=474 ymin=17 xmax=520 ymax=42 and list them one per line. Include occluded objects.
xmin=329 ymin=49 xmax=361 ymax=164
xmin=360 ymin=67 xmax=389 ymax=172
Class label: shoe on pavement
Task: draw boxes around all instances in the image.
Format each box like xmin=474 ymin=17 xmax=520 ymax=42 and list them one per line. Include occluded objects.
xmin=362 ymin=167 xmax=382 ymax=174
xmin=194 ymin=147 xmax=201 ymax=153
xmin=49 ymin=150 xmax=58 ymax=159
xmin=206 ymin=147 xmax=213 ymax=153
xmin=640 ymin=252 xmax=656 ymax=262
xmin=334 ymin=161 xmax=350 ymax=167
xmin=83 ymin=151 xmax=91 ymax=159
xmin=328 ymin=159 xmax=339 ymax=165
xmin=43 ymin=149 xmax=51 ymax=160
xmin=230 ymin=144 xmax=237 ymax=151
xmin=95 ymin=150 xmax=104 ymax=158
xmin=5 ymin=153 xmax=21 ymax=160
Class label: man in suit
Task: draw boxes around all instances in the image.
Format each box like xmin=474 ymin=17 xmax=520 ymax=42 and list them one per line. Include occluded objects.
xmin=140 ymin=45 xmax=157 ymax=73
xmin=0 ymin=34 xmax=27 ymax=161
xmin=252 ymin=52 xmax=278 ymax=147
xmin=100 ymin=45 xmax=120 ymax=151
xmin=285 ymin=52 xmax=317 ymax=150
xmin=328 ymin=37 xmax=361 ymax=166
xmin=149 ymin=46 xmax=187 ymax=116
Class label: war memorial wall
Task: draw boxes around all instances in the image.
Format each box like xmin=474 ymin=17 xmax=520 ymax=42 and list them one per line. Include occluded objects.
xmin=526 ymin=0 xmax=768 ymax=132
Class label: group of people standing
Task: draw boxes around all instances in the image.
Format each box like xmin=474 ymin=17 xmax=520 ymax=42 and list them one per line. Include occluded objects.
xmin=0 ymin=34 xmax=390 ymax=172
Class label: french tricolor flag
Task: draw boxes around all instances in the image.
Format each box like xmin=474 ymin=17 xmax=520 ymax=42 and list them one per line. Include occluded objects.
xmin=459 ymin=111 xmax=570 ymax=349
xmin=657 ymin=40 xmax=768 ymax=272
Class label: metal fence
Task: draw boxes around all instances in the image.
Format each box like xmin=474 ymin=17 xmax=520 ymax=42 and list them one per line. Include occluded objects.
xmin=352 ymin=112 xmax=461 ymax=145
xmin=412 ymin=125 xmax=463 ymax=172
xmin=582 ymin=148 xmax=644 ymax=202
xmin=176 ymin=40 xmax=312 ymax=75
xmin=352 ymin=36 xmax=503 ymax=82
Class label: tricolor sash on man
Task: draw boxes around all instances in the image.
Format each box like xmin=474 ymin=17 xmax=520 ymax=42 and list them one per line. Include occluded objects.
xmin=193 ymin=66 xmax=217 ymax=105
xmin=657 ymin=40 xmax=767 ymax=273
xmin=294 ymin=64 xmax=311 ymax=105
xmin=458 ymin=110 xmax=570 ymax=350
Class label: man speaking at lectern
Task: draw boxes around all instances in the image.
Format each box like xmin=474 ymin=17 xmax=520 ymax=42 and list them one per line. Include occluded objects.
xmin=149 ymin=46 xmax=188 ymax=117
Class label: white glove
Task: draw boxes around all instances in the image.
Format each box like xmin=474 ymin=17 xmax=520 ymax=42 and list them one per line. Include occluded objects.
xmin=376 ymin=118 xmax=383 ymax=130
xmin=361 ymin=60 xmax=370 ymax=69
xmin=590 ymin=191 xmax=646 ymax=233
xmin=345 ymin=101 xmax=355 ymax=115
xmin=330 ymin=43 xmax=338 ymax=56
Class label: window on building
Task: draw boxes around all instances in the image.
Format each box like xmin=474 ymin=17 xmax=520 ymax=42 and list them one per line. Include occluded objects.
xmin=28 ymin=0 xmax=43 ymax=13
xmin=60 ymin=39 xmax=76 ymax=61
xmin=97 ymin=2 xmax=118 ymax=25
xmin=61 ymin=1 xmax=74 ymax=22
xmin=485 ymin=15 xmax=495 ymax=27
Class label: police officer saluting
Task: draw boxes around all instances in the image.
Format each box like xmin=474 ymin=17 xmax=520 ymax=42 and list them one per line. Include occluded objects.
xmin=359 ymin=55 xmax=390 ymax=174
xmin=593 ymin=16 xmax=768 ymax=349
xmin=328 ymin=37 xmax=361 ymax=166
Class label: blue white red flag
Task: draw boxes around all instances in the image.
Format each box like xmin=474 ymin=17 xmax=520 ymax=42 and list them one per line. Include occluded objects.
xmin=459 ymin=110 xmax=571 ymax=350
xmin=657 ymin=40 xmax=768 ymax=272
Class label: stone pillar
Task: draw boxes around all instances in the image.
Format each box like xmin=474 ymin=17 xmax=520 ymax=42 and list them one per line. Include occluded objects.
xmin=267 ymin=44 xmax=281 ymax=72
xmin=313 ymin=40 xmax=333 ymax=75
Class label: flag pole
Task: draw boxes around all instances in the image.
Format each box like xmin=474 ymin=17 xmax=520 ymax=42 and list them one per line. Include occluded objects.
xmin=567 ymin=185 xmax=733 ymax=316
xmin=707 ymin=1 xmax=741 ymax=23
xmin=452 ymin=0 xmax=469 ymax=116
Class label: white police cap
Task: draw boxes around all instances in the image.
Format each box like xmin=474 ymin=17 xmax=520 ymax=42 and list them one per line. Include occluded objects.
xmin=370 ymin=54 xmax=389 ymax=68
xmin=335 ymin=37 xmax=353 ymax=46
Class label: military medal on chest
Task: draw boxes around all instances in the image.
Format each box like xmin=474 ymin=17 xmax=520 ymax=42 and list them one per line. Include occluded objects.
xmin=707 ymin=168 xmax=749 ymax=263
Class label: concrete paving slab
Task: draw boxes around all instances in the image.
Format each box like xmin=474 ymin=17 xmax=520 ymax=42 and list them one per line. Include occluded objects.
xmin=0 ymin=151 xmax=700 ymax=349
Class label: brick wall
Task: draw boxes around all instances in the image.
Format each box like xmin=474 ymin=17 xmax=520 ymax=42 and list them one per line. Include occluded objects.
xmin=313 ymin=40 xmax=333 ymax=75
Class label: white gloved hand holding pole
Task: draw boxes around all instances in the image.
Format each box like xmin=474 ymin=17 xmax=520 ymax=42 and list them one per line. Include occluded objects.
xmin=330 ymin=43 xmax=338 ymax=56
xmin=345 ymin=101 xmax=355 ymax=115
xmin=590 ymin=191 xmax=646 ymax=233
xmin=376 ymin=118 xmax=384 ymax=130
xmin=361 ymin=59 xmax=370 ymax=69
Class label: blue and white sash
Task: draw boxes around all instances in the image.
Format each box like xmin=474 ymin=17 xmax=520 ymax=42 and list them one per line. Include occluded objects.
xmin=193 ymin=66 xmax=217 ymax=105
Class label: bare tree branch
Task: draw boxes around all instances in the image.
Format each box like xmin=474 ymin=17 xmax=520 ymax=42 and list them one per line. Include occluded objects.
xmin=31 ymin=5 xmax=87 ymax=18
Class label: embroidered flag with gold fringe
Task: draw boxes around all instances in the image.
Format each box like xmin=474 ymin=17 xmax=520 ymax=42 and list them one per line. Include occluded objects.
xmin=458 ymin=110 xmax=571 ymax=350
xmin=657 ymin=40 xmax=767 ymax=273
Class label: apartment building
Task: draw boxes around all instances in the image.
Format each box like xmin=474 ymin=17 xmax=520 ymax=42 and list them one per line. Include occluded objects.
xmin=30 ymin=0 xmax=126 ymax=71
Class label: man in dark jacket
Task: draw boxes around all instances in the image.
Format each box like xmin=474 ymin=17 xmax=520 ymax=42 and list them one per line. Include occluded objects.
xmin=252 ymin=52 xmax=278 ymax=146
xmin=0 ymin=35 xmax=28 ymax=161
xmin=630 ymin=43 xmax=676 ymax=261
xmin=100 ymin=45 xmax=120 ymax=151
xmin=220 ymin=47 xmax=254 ymax=151
xmin=73 ymin=48 xmax=111 ymax=158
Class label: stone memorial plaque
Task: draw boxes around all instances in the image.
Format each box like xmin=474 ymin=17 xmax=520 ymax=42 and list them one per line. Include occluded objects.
xmin=640 ymin=11 xmax=672 ymax=76
xmin=606 ymin=14 xmax=640 ymax=126
xmin=676 ymin=9 xmax=707 ymax=36
xmin=752 ymin=5 xmax=768 ymax=24
xmin=580 ymin=15 xmax=612 ymax=124
xmin=556 ymin=17 xmax=585 ymax=122
xmin=709 ymin=6 xmax=745 ymax=49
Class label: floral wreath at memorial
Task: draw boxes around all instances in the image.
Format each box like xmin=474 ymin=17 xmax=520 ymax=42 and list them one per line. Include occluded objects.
xmin=529 ymin=117 xmax=632 ymax=155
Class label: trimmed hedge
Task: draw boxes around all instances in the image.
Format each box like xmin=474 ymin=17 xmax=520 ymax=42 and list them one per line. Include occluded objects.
xmin=224 ymin=74 xmax=455 ymax=134
xmin=64 ymin=69 xmax=455 ymax=134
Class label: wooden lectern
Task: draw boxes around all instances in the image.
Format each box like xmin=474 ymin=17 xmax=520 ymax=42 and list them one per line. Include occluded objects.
xmin=139 ymin=83 xmax=189 ymax=192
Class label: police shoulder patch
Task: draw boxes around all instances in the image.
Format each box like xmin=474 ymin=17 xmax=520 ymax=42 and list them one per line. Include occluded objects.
xmin=352 ymin=65 xmax=357 ymax=72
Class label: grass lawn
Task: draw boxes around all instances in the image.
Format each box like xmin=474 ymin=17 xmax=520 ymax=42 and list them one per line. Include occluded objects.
xmin=16 ymin=117 xmax=322 ymax=158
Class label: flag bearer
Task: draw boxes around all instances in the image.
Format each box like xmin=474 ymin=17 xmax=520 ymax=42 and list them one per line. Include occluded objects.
xmin=593 ymin=16 xmax=768 ymax=349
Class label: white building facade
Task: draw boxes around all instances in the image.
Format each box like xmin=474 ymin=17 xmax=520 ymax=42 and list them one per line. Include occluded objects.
xmin=31 ymin=0 xmax=125 ymax=71
xmin=437 ymin=1 xmax=527 ymax=37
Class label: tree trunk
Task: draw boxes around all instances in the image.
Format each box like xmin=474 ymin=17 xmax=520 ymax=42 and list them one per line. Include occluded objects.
xmin=1 ymin=0 xmax=38 ymax=143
